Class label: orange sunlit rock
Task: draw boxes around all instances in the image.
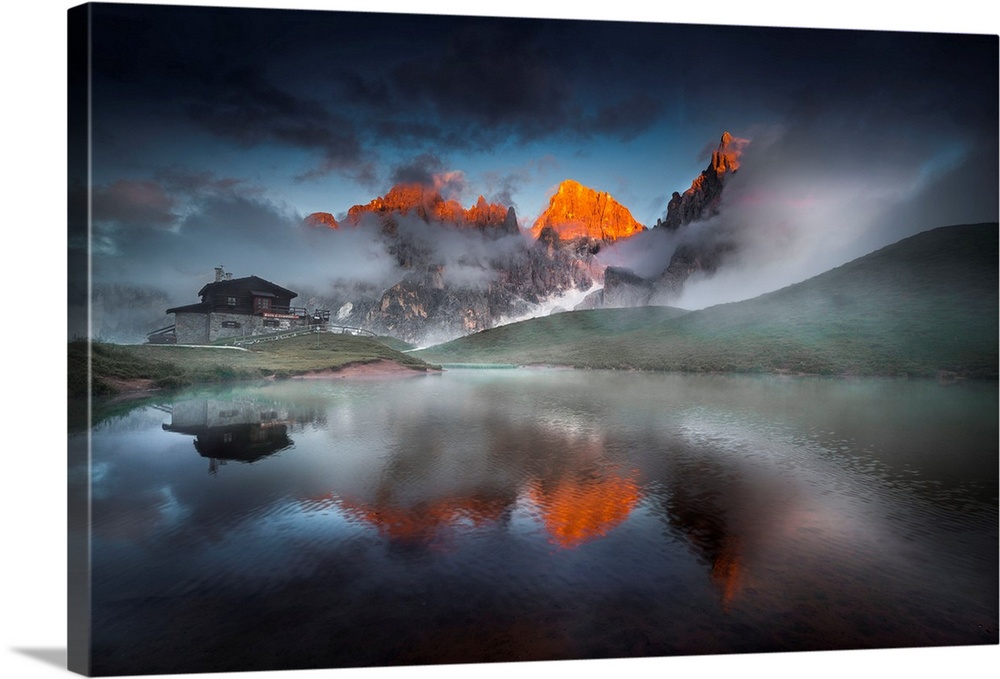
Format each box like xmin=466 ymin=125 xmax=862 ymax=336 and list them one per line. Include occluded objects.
xmin=303 ymin=211 xmax=340 ymax=229
xmin=344 ymin=183 xmax=514 ymax=232
xmin=710 ymin=131 xmax=743 ymax=175
xmin=530 ymin=179 xmax=646 ymax=243
xmin=465 ymin=195 xmax=511 ymax=227
xmin=528 ymin=469 xmax=641 ymax=548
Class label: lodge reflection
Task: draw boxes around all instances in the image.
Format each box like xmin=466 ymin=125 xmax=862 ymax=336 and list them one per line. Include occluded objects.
xmin=162 ymin=398 xmax=315 ymax=473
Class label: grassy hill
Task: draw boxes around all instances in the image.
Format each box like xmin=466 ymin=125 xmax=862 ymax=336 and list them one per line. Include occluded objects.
xmin=69 ymin=332 xmax=439 ymax=398
xmin=416 ymin=223 xmax=998 ymax=378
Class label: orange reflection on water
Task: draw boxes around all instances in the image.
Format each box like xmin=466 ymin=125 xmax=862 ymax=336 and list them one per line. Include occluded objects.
xmin=528 ymin=467 xmax=642 ymax=549
xmin=312 ymin=492 xmax=512 ymax=543
xmin=710 ymin=536 xmax=744 ymax=609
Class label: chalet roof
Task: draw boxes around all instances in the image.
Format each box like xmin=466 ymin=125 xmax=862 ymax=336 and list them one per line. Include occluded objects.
xmin=165 ymin=301 xmax=210 ymax=315
xmin=197 ymin=275 xmax=298 ymax=300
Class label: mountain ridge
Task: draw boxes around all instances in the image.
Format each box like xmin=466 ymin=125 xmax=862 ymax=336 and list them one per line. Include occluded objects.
xmin=415 ymin=222 xmax=999 ymax=378
xmin=293 ymin=132 xmax=754 ymax=344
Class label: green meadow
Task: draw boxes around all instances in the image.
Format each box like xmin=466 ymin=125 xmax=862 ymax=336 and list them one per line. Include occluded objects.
xmin=416 ymin=223 xmax=998 ymax=378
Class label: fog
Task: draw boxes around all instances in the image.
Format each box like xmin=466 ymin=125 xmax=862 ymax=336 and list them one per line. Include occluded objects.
xmin=76 ymin=109 xmax=998 ymax=342
xmin=77 ymin=176 xmax=543 ymax=341
xmin=664 ymin=123 xmax=998 ymax=310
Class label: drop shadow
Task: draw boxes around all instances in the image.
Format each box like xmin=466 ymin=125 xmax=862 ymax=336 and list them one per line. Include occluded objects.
xmin=11 ymin=648 xmax=67 ymax=670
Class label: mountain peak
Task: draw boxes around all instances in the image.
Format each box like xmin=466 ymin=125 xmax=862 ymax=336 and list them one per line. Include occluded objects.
xmin=711 ymin=131 xmax=742 ymax=175
xmin=530 ymin=179 xmax=646 ymax=243
xmin=304 ymin=211 xmax=340 ymax=229
xmin=344 ymin=183 xmax=514 ymax=233
xmin=659 ymin=131 xmax=748 ymax=230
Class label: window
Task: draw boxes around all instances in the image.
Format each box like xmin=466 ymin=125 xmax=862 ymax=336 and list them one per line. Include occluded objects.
xmin=227 ymin=297 xmax=237 ymax=306
xmin=263 ymin=319 xmax=280 ymax=328
xmin=221 ymin=321 xmax=241 ymax=328
xmin=254 ymin=297 xmax=272 ymax=311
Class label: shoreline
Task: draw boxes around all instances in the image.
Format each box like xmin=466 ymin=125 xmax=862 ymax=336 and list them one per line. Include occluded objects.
xmin=94 ymin=359 xmax=436 ymax=399
xmin=291 ymin=359 xmax=436 ymax=380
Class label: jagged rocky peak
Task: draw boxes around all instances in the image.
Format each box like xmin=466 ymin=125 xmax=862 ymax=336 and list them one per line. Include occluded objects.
xmin=530 ymin=179 xmax=646 ymax=244
xmin=711 ymin=131 xmax=742 ymax=175
xmin=658 ymin=132 xmax=747 ymax=231
xmin=343 ymin=182 xmax=516 ymax=234
xmin=303 ymin=211 xmax=340 ymax=229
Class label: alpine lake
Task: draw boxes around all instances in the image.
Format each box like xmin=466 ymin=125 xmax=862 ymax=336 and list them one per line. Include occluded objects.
xmin=69 ymin=368 xmax=998 ymax=675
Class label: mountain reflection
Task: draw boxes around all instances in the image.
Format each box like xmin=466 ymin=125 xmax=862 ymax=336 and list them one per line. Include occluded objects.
xmin=303 ymin=414 xmax=646 ymax=550
xmin=325 ymin=492 xmax=515 ymax=545
xmin=527 ymin=468 xmax=641 ymax=548
xmin=158 ymin=391 xmax=759 ymax=606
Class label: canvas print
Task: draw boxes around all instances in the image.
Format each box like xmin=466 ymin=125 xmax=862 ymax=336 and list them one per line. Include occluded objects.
xmin=67 ymin=2 xmax=998 ymax=676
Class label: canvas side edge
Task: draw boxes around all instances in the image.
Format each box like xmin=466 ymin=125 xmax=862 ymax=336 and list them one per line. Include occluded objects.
xmin=67 ymin=3 xmax=92 ymax=677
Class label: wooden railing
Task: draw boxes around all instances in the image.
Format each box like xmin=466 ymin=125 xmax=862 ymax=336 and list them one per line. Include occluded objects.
xmin=146 ymin=324 xmax=177 ymax=344
xmin=257 ymin=306 xmax=329 ymax=319
xmin=228 ymin=324 xmax=376 ymax=346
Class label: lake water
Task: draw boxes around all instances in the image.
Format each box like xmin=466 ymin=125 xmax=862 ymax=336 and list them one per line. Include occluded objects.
xmin=70 ymin=370 xmax=998 ymax=675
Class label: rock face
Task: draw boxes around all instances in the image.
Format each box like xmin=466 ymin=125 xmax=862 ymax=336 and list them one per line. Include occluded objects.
xmin=345 ymin=183 xmax=517 ymax=236
xmin=530 ymin=179 xmax=646 ymax=244
xmin=303 ymin=212 xmax=340 ymax=229
xmin=650 ymin=133 xmax=747 ymax=301
xmin=652 ymin=240 xmax=736 ymax=303
xmin=308 ymin=181 xmax=597 ymax=344
xmin=305 ymin=132 xmax=748 ymax=342
xmin=576 ymin=266 xmax=656 ymax=310
xmin=657 ymin=132 xmax=744 ymax=231
xmin=581 ymin=132 xmax=750 ymax=310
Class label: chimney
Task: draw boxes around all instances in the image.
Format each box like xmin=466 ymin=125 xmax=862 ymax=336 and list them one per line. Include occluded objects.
xmin=214 ymin=266 xmax=224 ymax=282
xmin=225 ymin=273 xmax=233 ymax=280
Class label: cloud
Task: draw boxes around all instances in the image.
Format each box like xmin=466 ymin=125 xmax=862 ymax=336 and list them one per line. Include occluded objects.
xmin=390 ymin=154 xmax=448 ymax=187
xmin=591 ymin=92 xmax=664 ymax=141
xmin=187 ymin=66 xmax=363 ymax=167
xmin=667 ymin=116 xmax=998 ymax=310
xmin=91 ymin=179 xmax=178 ymax=229
xmin=391 ymin=19 xmax=573 ymax=141
xmin=596 ymin=229 xmax=678 ymax=279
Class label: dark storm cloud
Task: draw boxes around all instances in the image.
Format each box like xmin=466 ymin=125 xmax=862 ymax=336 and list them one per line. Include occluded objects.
xmin=187 ymin=66 xmax=363 ymax=166
xmin=390 ymin=154 xmax=448 ymax=187
xmin=390 ymin=19 xmax=572 ymax=138
xmin=591 ymin=93 xmax=664 ymax=141
xmin=90 ymin=4 xmax=375 ymax=179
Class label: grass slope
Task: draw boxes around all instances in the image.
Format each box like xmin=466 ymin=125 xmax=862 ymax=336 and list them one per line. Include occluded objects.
xmin=416 ymin=223 xmax=998 ymax=378
xmin=70 ymin=332 xmax=438 ymax=397
xmin=416 ymin=306 xmax=691 ymax=365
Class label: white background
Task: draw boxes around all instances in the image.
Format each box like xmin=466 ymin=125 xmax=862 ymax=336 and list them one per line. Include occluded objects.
xmin=3 ymin=1 xmax=997 ymax=678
